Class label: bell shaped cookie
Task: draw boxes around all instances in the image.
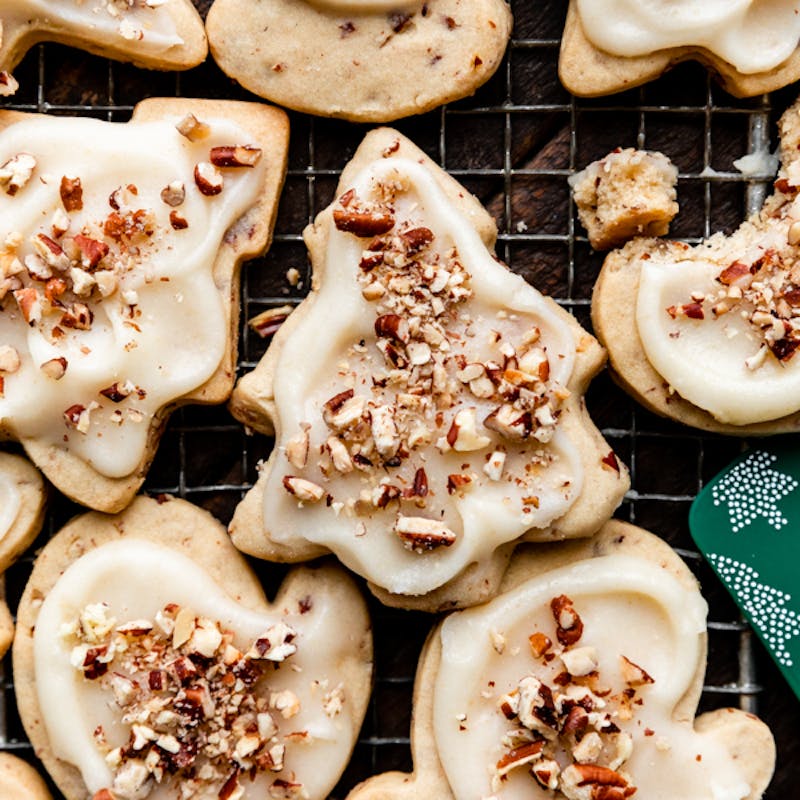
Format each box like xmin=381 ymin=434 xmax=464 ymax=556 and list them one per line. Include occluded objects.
xmin=592 ymin=95 xmax=800 ymax=433
xmin=14 ymin=495 xmax=373 ymax=800
xmin=0 ymin=0 xmax=206 ymax=95
xmin=206 ymin=0 xmax=512 ymax=122
xmin=347 ymin=520 xmax=775 ymax=800
xmin=559 ymin=0 xmax=800 ymax=98
xmin=0 ymin=98 xmax=288 ymax=511
xmin=229 ymin=128 xmax=628 ymax=611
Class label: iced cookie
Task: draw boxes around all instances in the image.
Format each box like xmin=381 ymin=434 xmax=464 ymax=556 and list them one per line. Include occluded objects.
xmin=0 ymin=753 xmax=53 ymax=799
xmin=0 ymin=451 xmax=45 ymax=657
xmin=347 ymin=520 xmax=776 ymax=800
xmin=14 ymin=494 xmax=373 ymax=800
xmin=0 ymin=98 xmax=289 ymax=511
xmin=229 ymin=128 xmax=628 ymax=612
xmin=570 ymin=148 xmax=678 ymax=251
xmin=205 ymin=0 xmax=512 ymax=122
xmin=592 ymin=95 xmax=800 ymax=433
xmin=559 ymin=0 xmax=800 ymax=98
xmin=0 ymin=450 xmax=46 ymax=572
xmin=0 ymin=0 xmax=207 ymax=95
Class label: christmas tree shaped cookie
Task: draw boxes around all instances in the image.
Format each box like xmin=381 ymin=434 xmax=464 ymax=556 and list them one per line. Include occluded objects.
xmin=229 ymin=128 xmax=628 ymax=611
xmin=347 ymin=521 xmax=776 ymax=800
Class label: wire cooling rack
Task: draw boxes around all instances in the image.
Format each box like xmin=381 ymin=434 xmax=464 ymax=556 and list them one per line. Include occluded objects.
xmin=1 ymin=1 xmax=798 ymax=797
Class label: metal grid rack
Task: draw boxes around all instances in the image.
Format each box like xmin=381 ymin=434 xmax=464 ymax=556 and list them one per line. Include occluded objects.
xmin=1 ymin=1 xmax=798 ymax=796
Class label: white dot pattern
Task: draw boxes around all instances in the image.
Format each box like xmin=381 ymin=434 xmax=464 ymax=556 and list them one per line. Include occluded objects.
xmin=711 ymin=451 xmax=798 ymax=533
xmin=709 ymin=553 xmax=800 ymax=667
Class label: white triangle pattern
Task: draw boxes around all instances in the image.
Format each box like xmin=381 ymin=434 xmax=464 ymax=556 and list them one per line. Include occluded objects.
xmin=711 ymin=451 xmax=798 ymax=533
xmin=708 ymin=553 xmax=800 ymax=667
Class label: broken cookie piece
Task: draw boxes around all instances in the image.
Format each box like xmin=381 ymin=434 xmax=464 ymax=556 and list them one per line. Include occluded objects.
xmin=14 ymin=495 xmax=372 ymax=800
xmin=346 ymin=520 xmax=776 ymax=800
xmin=570 ymin=148 xmax=678 ymax=251
xmin=0 ymin=99 xmax=288 ymax=512
xmin=229 ymin=128 xmax=628 ymax=612
xmin=206 ymin=0 xmax=512 ymax=122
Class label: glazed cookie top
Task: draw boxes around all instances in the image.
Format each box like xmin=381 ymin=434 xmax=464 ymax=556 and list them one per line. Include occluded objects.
xmin=0 ymin=113 xmax=266 ymax=478
xmin=265 ymin=156 xmax=583 ymax=596
xmin=35 ymin=540 xmax=361 ymax=799
xmin=634 ymin=218 xmax=800 ymax=425
xmin=434 ymin=554 xmax=750 ymax=799
xmin=1 ymin=0 xmax=183 ymax=54
xmin=575 ymin=0 xmax=800 ymax=74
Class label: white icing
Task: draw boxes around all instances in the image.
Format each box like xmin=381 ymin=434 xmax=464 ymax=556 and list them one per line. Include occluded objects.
xmin=635 ymin=215 xmax=800 ymax=424
xmin=434 ymin=554 xmax=753 ymax=800
xmin=576 ymin=0 xmax=800 ymax=75
xmin=263 ymin=157 xmax=581 ymax=596
xmin=1 ymin=0 xmax=182 ymax=52
xmin=34 ymin=539 xmax=359 ymax=799
xmin=0 ymin=471 xmax=21 ymax=542
xmin=0 ymin=115 xmax=265 ymax=477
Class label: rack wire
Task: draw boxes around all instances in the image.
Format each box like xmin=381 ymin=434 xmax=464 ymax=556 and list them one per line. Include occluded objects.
xmin=0 ymin=1 xmax=797 ymax=796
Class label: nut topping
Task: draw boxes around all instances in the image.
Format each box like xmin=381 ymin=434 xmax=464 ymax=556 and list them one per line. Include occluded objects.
xmin=395 ymin=515 xmax=457 ymax=552
xmin=40 ymin=356 xmax=67 ymax=380
xmin=333 ymin=207 xmax=395 ymax=237
xmin=619 ymin=655 xmax=654 ymax=686
xmin=249 ymin=305 xmax=294 ymax=339
xmin=160 ymin=181 xmax=186 ymax=207
xmin=551 ymin=595 xmax=584 ymax=647
xmin=60 ymin=176 xmax=83 ymax=212
xmin=194 ymin=162 xmax=224 ymax=196
xmin=282 ymin=475 xmax=325 ymax=503
xmin=66 ymin=602 xmax=309 ymax=800
xmin=0 ymin=153 xmax=36 ymax=195
xmin=175 ymin=113 xmax=210 ymax=141
xmin=210 ymin=145 xmax=263 ymax=168
xmin=0 ymin=344 xmax=20 ymax=373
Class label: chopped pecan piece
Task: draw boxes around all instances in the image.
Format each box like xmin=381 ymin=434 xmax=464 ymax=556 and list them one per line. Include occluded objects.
xmin=282 ymin=475 xmax=325 ymax=503
xmin=40 ymin=357 xmax=67 ymax=380
xmin=74 ymin=234 xmax=109 ymax=269
xmin=0 ymin=153 xmax=36 ymax=195
xmin=161 ymin=180 xmax=186 ymax=207
xmin=175 ymin=113 xmax=210 ymax=142
xmin=169 ymin=210 xmax=189 ymax=230
xmin=249 ymin=305 xmax=294 ymax=338
xmin=619 ymin=655 xmax=654 ymax=686
xmin=495 ymin=740 xmax=544 ymax=778
xmin=194 ymin=162 xmax=223 ymax=196
xmin=60 ymin=175 xmax=83 ymax=211
xmin=210 ymin=145 xmax=263 ymax=167
xmin=333 ymin=207 xmax=395 ymax=237
xmin=0 ymin=71 xmax=18 ymax=97
xmin=551 ymin=594 xmax=584 ymax=647
xmin=0 ymin=345 xmax=20 ymax=373
xmin=395 ymin=516 xmax=457 ymax=551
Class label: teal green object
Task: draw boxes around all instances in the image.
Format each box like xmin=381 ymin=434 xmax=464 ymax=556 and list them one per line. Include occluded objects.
xmin=689 ymin=440 xmax=800 ymax=700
